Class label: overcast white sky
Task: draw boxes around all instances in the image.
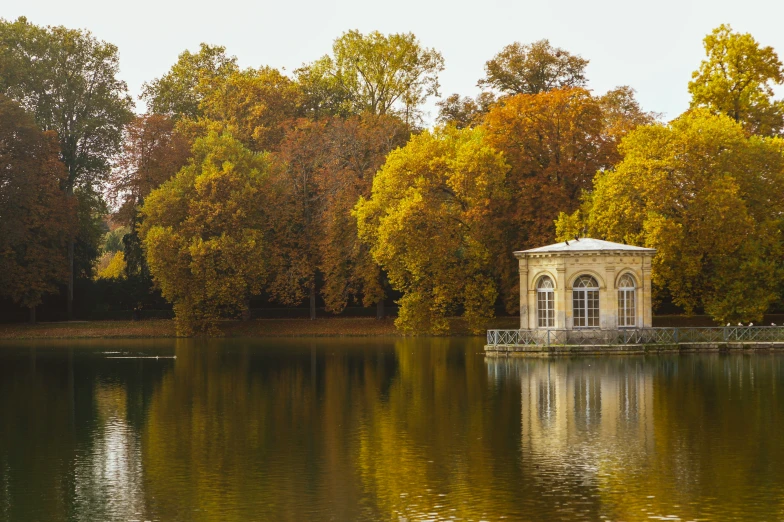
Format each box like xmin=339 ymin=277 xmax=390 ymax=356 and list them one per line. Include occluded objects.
xmin=4 ymin=0 xmax=784 ymax=125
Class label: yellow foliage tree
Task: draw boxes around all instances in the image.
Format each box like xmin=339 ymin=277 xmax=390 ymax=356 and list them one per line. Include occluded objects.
xmin=587 ymin=109 xmax=784 ymax=322
xmin=194 ymin=67 xmax=303 ymax=152
xmin=355 ymin=126 xmax=508 ymax=334
xmin=689 ymin=24 xmax=784 ymax=137
xmin=139 ymin=132 xmax=271 ymax=335
xmin=95 ymin=251 xmax=127 ymax=280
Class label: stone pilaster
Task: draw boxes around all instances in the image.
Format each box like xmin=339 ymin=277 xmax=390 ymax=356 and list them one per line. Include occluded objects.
xmin=642 ymin=258 xmax=653 ymax=328
xmin=555 ymin=264 xmax=567 ymax=329
xmin=519 ymin=257 xmax=529 ymax=329
xmin=603 ymin=264 xmax=617 ymax=329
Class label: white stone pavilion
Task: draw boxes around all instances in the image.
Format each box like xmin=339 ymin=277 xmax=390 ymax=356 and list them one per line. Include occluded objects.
xmin=515 ymin=238 xmax=656 ymax=330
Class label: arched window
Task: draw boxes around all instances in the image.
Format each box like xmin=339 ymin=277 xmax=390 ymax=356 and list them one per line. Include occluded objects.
xmin=537 ymin=276 xmax=554 ymax=328
xmin=617 ymin=274 xmax=636 ymax=328
xmin=573 ymin=275 xmax=599 ymax=328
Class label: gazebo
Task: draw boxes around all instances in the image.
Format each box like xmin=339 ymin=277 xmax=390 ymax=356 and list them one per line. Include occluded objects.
xmin=515 ymin=238 xmax=656 ymax=331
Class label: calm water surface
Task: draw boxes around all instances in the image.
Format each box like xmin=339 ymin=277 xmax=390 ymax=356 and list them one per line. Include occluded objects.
xmin=0 ymin=338 xmax=783 ymax=521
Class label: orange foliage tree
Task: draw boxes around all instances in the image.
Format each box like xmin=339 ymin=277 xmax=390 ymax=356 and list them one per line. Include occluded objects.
xmin=482 ymin=88 xmax=614 ymax=311
xmin=110 ymin=114 xmax=192 ymax=224
xmin=0 ymin=95 xmax=75 ymax=321
xmin=267 ymin=114 xmax=409 ymax=319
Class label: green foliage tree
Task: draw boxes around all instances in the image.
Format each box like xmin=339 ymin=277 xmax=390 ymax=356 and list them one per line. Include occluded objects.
xmin=139 ymin=133 xmax=271 ymax=335
xmin=0 ymin=95 xmax=75 ymax=322
xmin=355 ymin=126 xmax=508 ymax=334
xmin=297 ymin=30 xmax=444 ymax=124
xmin=586 ymin=109 xmax=784 ymax=322
xmin=478 ymin=39 xmax=588 ymax=95
xmin=0 ymin=16 xmax=134 ymax=317
xmin=689 ymin=24 xmax=784 ymax=137
xmin=141 ymin=43 xmax=239 ymax=120
xmin=295 ymin=57 xmax=353 ymax=119
xmin=101 ymin=226 xmax=130 ymax=254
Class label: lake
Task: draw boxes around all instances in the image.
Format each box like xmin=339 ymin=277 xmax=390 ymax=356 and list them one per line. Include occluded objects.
xmin=0 ymin=338 xmax=782 ymax=521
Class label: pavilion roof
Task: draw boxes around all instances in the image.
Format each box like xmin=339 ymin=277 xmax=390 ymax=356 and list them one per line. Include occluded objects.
xmin=515 ymin=238 xmax=656 ymax=255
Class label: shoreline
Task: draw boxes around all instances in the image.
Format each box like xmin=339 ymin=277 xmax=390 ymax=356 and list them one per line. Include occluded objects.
xmin=2 ymin=315 xmax=781 ymax=341
xmin=0 ymin=317 xmax=521 ymax=340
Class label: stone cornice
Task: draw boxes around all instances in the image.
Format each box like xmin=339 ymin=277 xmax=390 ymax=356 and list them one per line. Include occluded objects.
xmin=515 ymin=250 xmax=655 ymax=260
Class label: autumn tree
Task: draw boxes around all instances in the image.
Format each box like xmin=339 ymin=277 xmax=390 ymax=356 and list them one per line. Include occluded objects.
xmin=263 ymin=120 xmax=328 ymax=319
xmin=95 ymin=251 xmax=126 ymax=280
xmin=598 ymin=86 xmax=659 ymax=162
xmin=0 ymin=95 xmax=75 ymax=322
xmin=0 ymin=16 xmax=134 ymax=317
xmin=195 ymin=66 xmax=303 ymax=152
xmin=139 ymin=132 xmax=271 ymax=335
xmin=109 ymin=114 xmax=191 ymax=308
xmin=295 ymin=57 xmax=353 ymax=119
xmin=436 ymin=92 xmax=497 ymax=129
xmin=689 ymin=24 xmax=784 ymax=137
xmin=296 ymin=30 xmax=444 ymax=123
xmin=141 ymin=43 xmax=238 ymax=120
xmin=355 ymin=126 xmax=508 ymax=334
xmin=478 ymin=39 xmax=588 ymax=95
xmin=265 ymin=114 xmax=408 ymax=319
xmin=586 ymin=109 xmax=784 ymax=322
xmin=318 ymin=114 xmax=409 ymax=317
xmin=482 ymin=87 xmax=612 ymax=311
xmin=110 ymin=114 xmax=192 ymax=224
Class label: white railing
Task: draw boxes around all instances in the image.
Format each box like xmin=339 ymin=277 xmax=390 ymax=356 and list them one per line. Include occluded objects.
xmin=486 ymin=326 xmax=784 ymax=347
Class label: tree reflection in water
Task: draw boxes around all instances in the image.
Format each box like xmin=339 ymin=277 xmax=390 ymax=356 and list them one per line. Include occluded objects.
xmin=1 ymin=341 xmax=784 ymax=520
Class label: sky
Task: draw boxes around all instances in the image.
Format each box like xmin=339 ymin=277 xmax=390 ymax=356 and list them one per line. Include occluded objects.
xmin=4 ymin=0 xmax=784 ymax=125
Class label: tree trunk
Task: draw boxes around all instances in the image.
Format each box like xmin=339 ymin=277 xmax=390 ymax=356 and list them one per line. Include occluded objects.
xmin=309 ymin=284 xmax=316 ymax=321
xmin=67 ymin=239 xmax=74 ymax=320
xmin=376 ymin=299 xmax=385 ymax=320
xmin=242 ymin=297 xmax=251 ymax=321
xmin=29 ymin=305 xmax=36 ymax=324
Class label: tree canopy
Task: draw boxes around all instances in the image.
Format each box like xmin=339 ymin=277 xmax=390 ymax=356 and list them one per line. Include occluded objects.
xmin=139 ymin=133 xmax=271 ymax=335
xmin=196 ymin=66 xmax=303 ymax=152
xmin=4 ymin=18 xmax=784 ymax=330
xmin=355 ymin=126 xmax=508 ymax=333
xmin=689 ymin=24 xmax=784 ymax=136
xmin=478 ymin=39 xmax=589 ymax=95
xmin=0 ymin=16 xmax=134 ymax=317
xmin=0 ymin=95 xmax=75 ymax=315
xmin=297 ymin=30 xmax=444 ymax=123
xmin=141 ymin=43 xmax=239 ymax=120
xmin=586 ymin=109 xmax=784 ymax=322
xmin=0 ymin=17 xmax=134 ymax=190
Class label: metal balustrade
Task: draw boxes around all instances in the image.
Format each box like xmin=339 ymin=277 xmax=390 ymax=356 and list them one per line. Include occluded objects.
xmin=486 ymin=326 xmax=784 ymax=347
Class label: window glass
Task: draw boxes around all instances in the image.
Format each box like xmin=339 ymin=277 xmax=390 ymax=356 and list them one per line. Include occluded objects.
xmin=537 ymin=276 xmax=554 ymax=327
xmin=573 ymin=275 xmax=599 ymax=328
xmin=617 ymin=274 xmax=636 ymax=327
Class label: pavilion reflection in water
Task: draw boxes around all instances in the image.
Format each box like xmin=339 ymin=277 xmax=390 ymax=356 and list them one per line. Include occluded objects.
xmin=487 ymin=358 xmax=655 ymax=467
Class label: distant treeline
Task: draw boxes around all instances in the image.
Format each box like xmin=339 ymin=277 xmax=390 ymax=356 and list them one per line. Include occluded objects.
xmin=1 ymin=19 xmax=783 ymax=334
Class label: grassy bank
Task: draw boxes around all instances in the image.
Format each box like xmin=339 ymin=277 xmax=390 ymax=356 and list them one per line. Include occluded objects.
xmin=0 ymin=316 xmax=521 ymax=340
xmin=9 ymin=314 xmax=778 ymax=341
